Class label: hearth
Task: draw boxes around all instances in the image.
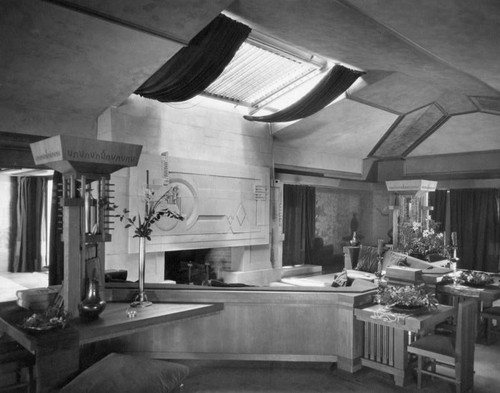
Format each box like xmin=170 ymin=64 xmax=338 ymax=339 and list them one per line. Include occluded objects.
xmin=164 ymin=248 xmax=231 ymax=285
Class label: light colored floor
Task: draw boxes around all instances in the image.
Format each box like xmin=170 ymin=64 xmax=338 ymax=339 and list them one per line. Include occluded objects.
xmin=0 ymin=271 xmax=49 ymax=302
xmin=180 ymin=340 xmax=500 ymax=393
xmin=2 ymin=272 xmax=499 ymax=392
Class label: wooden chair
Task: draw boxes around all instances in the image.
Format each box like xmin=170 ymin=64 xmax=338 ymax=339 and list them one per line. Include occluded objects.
xmin=481 ymin=306 xmax=500 ymax=344
xmin=0 ymin=335 xmax=35 ymax=393
xmin=407 ymin=299 xmax=476 ymax=393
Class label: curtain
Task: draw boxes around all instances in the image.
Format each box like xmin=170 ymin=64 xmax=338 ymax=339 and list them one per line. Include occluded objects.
xmin=7 ymin=177 xmax=18 ymax=270
xmin=135 ymin=14 xmax=251 ymax=102
xmin=49 ymin=172 xmax=64 ymax=285
xmin=450 ymin=189 xmax=499 ymax=272
xmin=429 ymin=190 xmax=447 ymax=231
xmin=282 ymin=184 xmax=316 ymax=266
xmin=243 ymin=64 xmax=364 ymax=123
xmin=8 ymin=177 xmax=47 ymax=272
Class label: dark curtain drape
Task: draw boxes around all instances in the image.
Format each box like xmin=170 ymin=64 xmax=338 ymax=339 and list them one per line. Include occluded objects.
xmin=135 ymin=14 xmax=251 ymax=102
xmin=49 ymin=172 xmax=64 ymax=285
xmin=450 ymin=189 xmax=499 ymax=272
xmin=7 ymin=178 xmax=18 ymax=270
xmin=429 ymin=190 xmax=447 ymax=231
xmin=282 ymin=184 xmax=316 ymax=266
xmin=243 ymin=65 xmax=364 ymax=123
xmin=8 ymin=177 xmax=47 ymax=272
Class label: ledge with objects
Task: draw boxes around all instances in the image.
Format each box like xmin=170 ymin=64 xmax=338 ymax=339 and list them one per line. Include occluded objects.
xmin=103 ymin=281 xmax=375 ymax=372
xmin=342 ymin=245 xmax=453 ymax=287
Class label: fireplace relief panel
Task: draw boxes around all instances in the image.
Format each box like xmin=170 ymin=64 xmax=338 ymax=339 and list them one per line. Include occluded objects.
xmin=125 ymin=154 xmax=270 ymax=254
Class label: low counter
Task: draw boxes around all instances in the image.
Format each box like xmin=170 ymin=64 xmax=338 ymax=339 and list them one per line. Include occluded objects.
xmin=0 ymin=300 xmax=222 ymax=393
xmin=104 ymin=282 xmax=375 ymax=372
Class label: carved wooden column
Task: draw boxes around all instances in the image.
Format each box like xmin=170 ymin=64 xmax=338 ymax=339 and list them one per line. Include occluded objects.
xmin=385 ymin=180 xmax=438 ymax=250
xmin=30 ymin=135 xmax=142 ymax=315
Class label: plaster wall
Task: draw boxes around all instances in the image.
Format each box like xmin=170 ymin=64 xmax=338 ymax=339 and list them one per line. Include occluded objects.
xmin=99 ymin=95 xmax=276 ymax=284
xmin=0 ymin=102 xmax=97 ymax=139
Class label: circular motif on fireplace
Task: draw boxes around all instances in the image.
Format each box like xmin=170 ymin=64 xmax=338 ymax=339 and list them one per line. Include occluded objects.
xmin=154 ymin=177 xmax=198 ymax=231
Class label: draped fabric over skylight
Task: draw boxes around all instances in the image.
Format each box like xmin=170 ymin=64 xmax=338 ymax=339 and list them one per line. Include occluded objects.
xmin=203 ymin=41 xmax=324 ymax=109
xmin=243 ymin=65 xmax=364 ymax=123
xmin=134 ymin=14 xmax=251 ymax=102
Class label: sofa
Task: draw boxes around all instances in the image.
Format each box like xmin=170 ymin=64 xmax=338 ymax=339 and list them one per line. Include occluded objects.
xmin=343 ymin=245 xmax=452 ymax=284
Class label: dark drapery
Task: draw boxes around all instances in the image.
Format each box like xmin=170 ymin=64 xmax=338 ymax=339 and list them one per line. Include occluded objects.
xmin=243 ymin=64 xmax=364 ymax=123
xmin=7 ymin=177 xmax=18 ymax=270
xmin=429 ymin=190 xmax=448 ymax=231
xmin=8 ymin=177 xmax=47 ymax=272
xmin=135 ymin=14 xmax=251 ymax=102
xmin=282 ymin=184 xmax=316 ymax=266
xmin=49 ymin=172 xmax=64 ymax=285
xmin=449 ymin=189 xmax=499 ymax=272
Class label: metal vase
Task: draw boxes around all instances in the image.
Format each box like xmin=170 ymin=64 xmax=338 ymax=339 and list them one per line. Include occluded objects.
xmin=78 ymin=278 xmax=106 ymax=320
xmin=130 ymin=236 xmax=152 ymax=307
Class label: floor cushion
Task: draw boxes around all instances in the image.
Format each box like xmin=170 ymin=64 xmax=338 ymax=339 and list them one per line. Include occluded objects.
xmin=60 ymin=353 xmax=189 ymax=393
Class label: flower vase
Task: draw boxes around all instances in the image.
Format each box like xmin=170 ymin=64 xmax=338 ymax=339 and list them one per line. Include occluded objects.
xmin=350 ymin=231 xmax=360 ymax=246
xmin=78 ymin=277 xmax=106 ymax=321
xmin=130 ymin=236 xmax=152 ymax=307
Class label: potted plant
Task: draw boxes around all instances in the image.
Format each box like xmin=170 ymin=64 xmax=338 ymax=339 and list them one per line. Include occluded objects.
xmin=378 ymin=283 xmax=438 ymax=312
xmin=397 ymin=219 xmax=445 ymax=260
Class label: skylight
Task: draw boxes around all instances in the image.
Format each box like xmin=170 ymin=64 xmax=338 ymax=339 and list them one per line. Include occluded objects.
xmin=203 ymin=38 xmax=328 ymax=115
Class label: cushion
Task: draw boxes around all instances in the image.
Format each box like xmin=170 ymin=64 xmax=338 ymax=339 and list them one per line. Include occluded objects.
xmin=409 ymin=334 xmax=455 ymax=357
xmin=381 ymin=250 xmax=407 ymax=270
xmin=404 ymin=255 xmax=435 ymax=270
xmin=331 ymin=270 xmax=348 ymax=287
xmin=60 ymin=353 xmax=189 ymax=393
xmin=346 ymin=269 xmax=376 ymax=282
xmin=350 ymin=279 xmax=377 ymax=290
xmin=429 ymin=260 xmax=451 ymax=268
xmin=382 ymin=250 xmax=439 ymax=271
xmin=355 ymin=246 xmax=380 ymax=273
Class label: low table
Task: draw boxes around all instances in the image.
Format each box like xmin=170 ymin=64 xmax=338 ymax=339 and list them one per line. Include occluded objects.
xmin=436 ymin=279 xmax=500 ymax=341
xmin=436 ymin=281 xmax=500 ymax=309
xmin=0 ymin=301 xmax=223 ymax=393
xmin=354 ymin=303 xmax=454 ymax=387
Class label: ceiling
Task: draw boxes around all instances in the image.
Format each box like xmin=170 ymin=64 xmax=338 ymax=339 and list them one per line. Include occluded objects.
xmin=1 ymin=0 xmax=499 ymax=180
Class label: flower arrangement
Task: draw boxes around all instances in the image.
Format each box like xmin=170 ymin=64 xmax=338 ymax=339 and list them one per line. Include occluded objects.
xmin=378 ymin=284 xmax=438 ymax=309
xmin=398 ymin=219 xmax=444 ymax=258
xmin=115 ymin=180 xmax=185 ymax=307
xmin=441 ymin=270 xmax=494 ymax=287
xmin=118 ymin=187 xmax=184 ymax=240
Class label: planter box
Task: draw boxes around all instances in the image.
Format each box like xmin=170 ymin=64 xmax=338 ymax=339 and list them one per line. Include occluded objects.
xmin=386 ymin=265 xmax=423 ymax=284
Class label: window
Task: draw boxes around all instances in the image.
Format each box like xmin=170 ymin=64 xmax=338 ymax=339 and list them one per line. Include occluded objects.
xmin=202 ymin=32 xmax=328 ymax=116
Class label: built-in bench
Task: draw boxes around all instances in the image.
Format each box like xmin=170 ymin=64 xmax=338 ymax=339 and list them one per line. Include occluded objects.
xmin=343 ymin=246 xmax=452 ymax=285
xmin=103 ymin=282 xmax=375 ymax=373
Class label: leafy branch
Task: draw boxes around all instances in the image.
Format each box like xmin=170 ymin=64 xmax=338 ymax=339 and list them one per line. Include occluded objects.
xmin=118 ymin=188 xmax=184 ymax=240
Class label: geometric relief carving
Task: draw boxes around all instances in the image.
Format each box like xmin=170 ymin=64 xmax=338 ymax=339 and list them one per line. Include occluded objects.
xmin=236 ymin=204 xmax=247 ymax=226
xmin=154 ymin=177 xmax=198 ymax=231
xmin=131 ymin=154 xmax=270 ymax=252
xmin=227 ymin=203 xmax=248 ymax=233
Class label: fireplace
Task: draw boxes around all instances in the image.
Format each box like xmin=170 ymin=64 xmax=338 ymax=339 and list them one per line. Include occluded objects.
xmin=164 ymin=247 xmax=231 ymax=285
